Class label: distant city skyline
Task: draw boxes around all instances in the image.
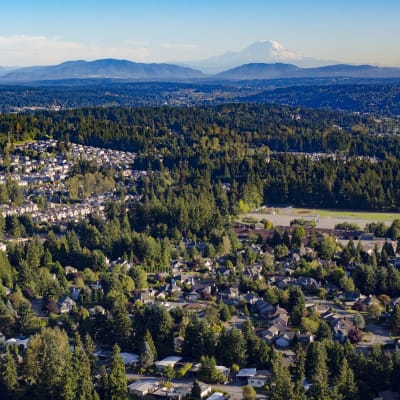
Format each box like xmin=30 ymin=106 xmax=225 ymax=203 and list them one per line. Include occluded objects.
xmin=1 ymin=0 xmax=400 ymax=67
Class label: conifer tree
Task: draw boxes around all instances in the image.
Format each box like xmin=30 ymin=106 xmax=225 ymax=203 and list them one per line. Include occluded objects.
xmin=269 ymin=351 xmax=294 ymax=400
xmin=0 ymin=352 xmax=18 ymax=398
xmin=108 ymin=344 xmax=128 ymax=400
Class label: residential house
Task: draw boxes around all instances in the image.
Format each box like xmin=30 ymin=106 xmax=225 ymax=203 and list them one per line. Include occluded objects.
xmin=275 ymin=332 xmax=296 ymax=348
xmin=186 ymin=290 xmax=200 ymax=302
xmin=332 ymin=318 xmax=355 ymax=343
xmin=207 ymin=393 xmax=226 ymax=400
xmin=244 ymin=265 xmax=263 ymax=280
xmin=295 ymin=331 xmax=314 ymax=345
xmin=252 ymin=300 xmax=274 ymax=318
xmin=119 ymin=352 xmax=139 ymax=368
xmin=128 ymin=380 xmax=160 ymax=397
xmin=154 ymin=356 xmax=182 ymax=372
xmin=89 ymin=305 xmax=106 ymax=316
xmin=57 ymin=296 xmax=76 ymax=314
xmin=183 ymin=303 xmax=206 ymax=317
xmin=248 ymin=370 xmax=271 ymax=388
xmin=236 ymin=368 xmax=256 ymax=384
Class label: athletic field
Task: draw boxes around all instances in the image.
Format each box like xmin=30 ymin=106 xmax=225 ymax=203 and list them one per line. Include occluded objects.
xmin=245 ymin=207 xmax=400 ymax=229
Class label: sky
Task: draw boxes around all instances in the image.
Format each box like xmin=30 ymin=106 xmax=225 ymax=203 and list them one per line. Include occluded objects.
xmin=1 ymin=0 xmax=400 ymax=67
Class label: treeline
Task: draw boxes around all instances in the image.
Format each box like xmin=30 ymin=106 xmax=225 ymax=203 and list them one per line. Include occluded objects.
xmin=244 ymin=83 xmax=400 ymax=117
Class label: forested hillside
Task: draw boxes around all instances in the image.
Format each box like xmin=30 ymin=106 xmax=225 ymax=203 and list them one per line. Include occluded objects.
xmin=1 ymin=104 xmax=400 ymax=210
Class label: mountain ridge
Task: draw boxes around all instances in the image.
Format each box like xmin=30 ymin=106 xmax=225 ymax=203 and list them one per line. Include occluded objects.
xmin=216 ymin=62 xmax=400 ymax=80
xmin=0 ymin=59 xmax=205 ymax=82
xmin=1 ymin=58 xmax=400 ymax=83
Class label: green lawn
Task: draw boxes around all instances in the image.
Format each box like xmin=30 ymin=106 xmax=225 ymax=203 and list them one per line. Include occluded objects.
xmin=274 ymin=207 xmax=400 ymax=222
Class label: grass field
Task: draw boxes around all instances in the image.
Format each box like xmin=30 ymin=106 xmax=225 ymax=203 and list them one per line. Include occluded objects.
xmin=245 ymin=207 xmax=400 ymax=229
xmin=278 ymin=207 xmax=400 ymax=222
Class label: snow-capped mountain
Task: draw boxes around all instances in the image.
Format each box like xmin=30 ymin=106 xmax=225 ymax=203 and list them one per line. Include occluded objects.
xmin=184 ymin=40 xmax=334 ymax=73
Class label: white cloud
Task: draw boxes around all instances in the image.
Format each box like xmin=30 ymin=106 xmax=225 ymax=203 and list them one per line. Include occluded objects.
xmin=0 ymin=35 xmax=150 ymax=66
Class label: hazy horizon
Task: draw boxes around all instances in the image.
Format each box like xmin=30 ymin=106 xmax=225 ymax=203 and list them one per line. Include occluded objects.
xmin=1 ymin=0 xmax=400 ymax=67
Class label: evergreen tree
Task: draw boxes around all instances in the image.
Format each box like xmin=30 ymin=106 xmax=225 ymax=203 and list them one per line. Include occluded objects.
xmin=73 ymin=335 xmax=94 ymax=400
xmin=139 ymin=340 xmax=155 ymax=369
xmin=334 ymin=358 xmax=359 ymax=400
xmin=0 ymin=352 xmax=18 ymax=398
xmin=108 ymin=345 xmax=128 ymax=400
xmin=269 ymin=351 xmax=294 ymax=400
xmin=292 ymin=345 xmax=306 ymax=398
xmin=198 ymin=356 xmax=224 ymax=384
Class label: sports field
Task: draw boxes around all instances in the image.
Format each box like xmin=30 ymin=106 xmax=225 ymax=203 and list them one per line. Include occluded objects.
xmin=245 ymin=207 xmax=400 ymax=229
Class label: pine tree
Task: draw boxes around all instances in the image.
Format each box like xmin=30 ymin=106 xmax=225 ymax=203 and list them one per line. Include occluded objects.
xmin=0 ymin=352 xmax=18 ymax=398
xmin=73 ymin=335 xmax=94 ymax=400
xmin=292 ymin=345 xmax=306 ymax=398
xmin=108 ymin=344 xmax=128 ymax=400
xmin=139 ymin=340 xmax=155 ymax=369
xmin=269 ymin=351 xmax=294 ymax=400
xmin=334 ymin=358 xmax=359 ymax=400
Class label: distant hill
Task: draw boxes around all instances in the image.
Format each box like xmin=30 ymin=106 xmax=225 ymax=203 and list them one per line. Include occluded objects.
xmin=184 ymin=40 xmax=334 ymax=73
xmin=217 ymin=63 xmax=400 ymax=80
xmin=0 ymin=66 xmax=16 ymax=77
xmin=0 ymin=59 xmax=204 ymax=82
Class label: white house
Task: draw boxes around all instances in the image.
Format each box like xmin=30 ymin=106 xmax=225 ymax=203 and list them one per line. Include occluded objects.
xmin=119 ymin=352 xmax=139 ymax=367
xmin=207 ymin=393 xmax=226 ymax=400
xmin=128 ymin=380 xmax=160 ymax=397
xmin=248 ymin=370 xmax=271 ymax=388
xmin=154 ymin=356 xmax=182 ymax=371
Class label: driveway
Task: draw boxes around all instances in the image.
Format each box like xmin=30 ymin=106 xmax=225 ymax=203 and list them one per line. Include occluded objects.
xmin=364 ymin=322 xmax=393 ymax=346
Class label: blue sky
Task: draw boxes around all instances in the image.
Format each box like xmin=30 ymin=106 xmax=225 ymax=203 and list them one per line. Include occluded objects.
xmin=1 ymin=0 xmax=399 ymax=66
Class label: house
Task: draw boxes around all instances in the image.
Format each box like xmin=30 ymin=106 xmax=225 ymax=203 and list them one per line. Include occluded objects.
xmin=4 ymin=337 xmax=30 ymax=349
xmin=342 ymin=291 xmax=364 ymax=307
xmin=332 ymin=318 xmax=355 ymax=343
xmin=216 ymin=365 xmax=230 ymax=379
xmin=236 ymin=368 xmax=256 ymax=384
xmin=242 ymin=292 xmax=261 ymax=305
xmin=207 ymin=393 xmax=226 ymax=400
xmin=248 ymin=370 xmax=271 ymax=388
xmin=119 ymin=352 xmax=139 ymax=367
xmin=134 ymin=289 xmax=156 ymax=304
xmin=243 ymin=265 xmax=263 ymax=280
xmin=275 ymin=332 xmax=295 ymax=348
xmin=186 ymin=290 xmax=200 ymax=302
xmin=152 ymin=385 xmax=190 ymax=400
xmin=268 ymin=306 xmax=289 ymax=327
xmin=183 ymin=303 xmax=206 ymax=317
xmin=296 ymin=277 xmax=320 ymax=291
xmin=64 ymin=266 xmax=78 ymax=275
xmin=252 ymin=300 xmax=274 ymax=318
xmin=57 ymin=296 xmax=76 ymax=314
xmin=261 ymin=325 xmax=281 ymax=345
xmin=295 ymin=331 xmax=314 ymax=345
xmin=165 ymin=279 xmax=181 ymax=295
xmin=198 ymin=383 xmax=212 ymax=398
xmin=128 ymin=380 xmax=160 ymax=397
xmin=89 ymin=305 xmax=106 ymax=316
xmin=154 ymin=356 xmax=182 ymax=372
